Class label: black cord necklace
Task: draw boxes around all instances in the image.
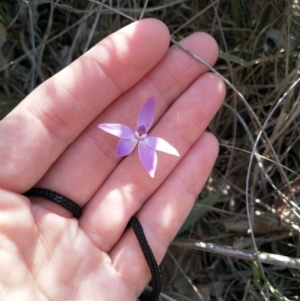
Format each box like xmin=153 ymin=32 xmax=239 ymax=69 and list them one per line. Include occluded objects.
xmin=23 ymin=188 xmax=162 ymax=301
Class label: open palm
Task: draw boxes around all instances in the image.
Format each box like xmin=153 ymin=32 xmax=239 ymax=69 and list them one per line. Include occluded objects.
xmin=0 ymin=19 xmax=224 ymax=300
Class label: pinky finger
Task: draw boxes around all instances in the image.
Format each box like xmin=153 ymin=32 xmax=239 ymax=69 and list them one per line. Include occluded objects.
xmin=109 ymin=132 xmax=219 ymax=297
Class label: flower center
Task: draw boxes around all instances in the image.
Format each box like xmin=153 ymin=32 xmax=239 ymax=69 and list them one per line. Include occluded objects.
xmin=135 ymin=125 xmax=147 ymax=140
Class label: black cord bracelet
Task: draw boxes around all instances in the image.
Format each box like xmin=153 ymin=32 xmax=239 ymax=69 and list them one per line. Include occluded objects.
xmin=23 ymin=188 xmax=82 ymax=218
xmin=23 ymin=188 xmax=162 ymax=301
xmin=129 ymin=216 xmax=162 ymax=301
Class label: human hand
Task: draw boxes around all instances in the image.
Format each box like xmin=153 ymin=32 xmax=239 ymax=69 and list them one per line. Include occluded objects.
xmin=0 ymin=19 xmax=225 ymax=300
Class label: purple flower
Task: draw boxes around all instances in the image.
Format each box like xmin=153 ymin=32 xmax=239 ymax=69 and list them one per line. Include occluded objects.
xmin=98 ymin=96 xmax=179 ymax=177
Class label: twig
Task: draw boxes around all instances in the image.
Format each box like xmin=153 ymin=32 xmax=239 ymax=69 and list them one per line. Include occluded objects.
xmin=172 ymin=238 xmax=300 ymax=270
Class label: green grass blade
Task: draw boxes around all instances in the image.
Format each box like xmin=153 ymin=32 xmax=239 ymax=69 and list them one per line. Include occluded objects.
xmin=177 ymin=194 xmax=219 ymax=236
xmin=219 ymin=50 xmax=250 ymax=68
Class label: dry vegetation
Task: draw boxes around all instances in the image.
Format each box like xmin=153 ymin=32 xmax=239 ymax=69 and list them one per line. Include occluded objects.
xmin=1 ymin=0 xmax=300 ymax=300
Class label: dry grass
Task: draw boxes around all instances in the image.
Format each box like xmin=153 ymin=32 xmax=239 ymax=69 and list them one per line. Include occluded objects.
xmin=1 ymin=0 xmax=300 ymax=300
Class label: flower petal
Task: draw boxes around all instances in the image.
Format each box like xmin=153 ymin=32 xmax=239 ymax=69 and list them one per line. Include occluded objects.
xmin=98 ymin=123 xmax=135 ymax=139
xmin=138 ymin=141 xmax=157 ymax=178
xmin=116 ymin=138 xmax=138 ymax=157
xmin=145 ymin=136 xmax=180 ymax=156
xmin=137 ymin=96 xmax=156 ymax=131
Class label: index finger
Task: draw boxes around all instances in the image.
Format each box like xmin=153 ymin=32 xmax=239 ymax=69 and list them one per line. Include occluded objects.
xmin=0 ymin=19 xmax=170 ymax=192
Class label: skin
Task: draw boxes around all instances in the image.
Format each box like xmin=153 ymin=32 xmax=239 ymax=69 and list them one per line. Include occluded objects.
xmin=0 ymin=19 xmax=225 ymax=300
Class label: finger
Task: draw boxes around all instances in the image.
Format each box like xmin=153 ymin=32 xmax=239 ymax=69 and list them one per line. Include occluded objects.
xmin=33 ymin=32 xmax=218 ymax=216
xmin=0 ymin=19 xmax=170 ymax=192
xmin=80 ymin=72 xmax=225 ymax=251
xmin=110 ymin=132 xmax=219 ymax=297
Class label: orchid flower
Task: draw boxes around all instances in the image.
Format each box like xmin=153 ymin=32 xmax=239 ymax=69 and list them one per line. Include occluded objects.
xmin=98 ymin=96 xmax=179 ymax=177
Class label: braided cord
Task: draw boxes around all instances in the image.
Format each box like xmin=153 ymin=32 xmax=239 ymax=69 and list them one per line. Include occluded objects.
xmin=129 ymin=216 xmax=162 ymax=301
xmin=23 ymin=188 xmax=82 ymax=218
xmin=23 ymin=188 xmax=161 ymax=300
